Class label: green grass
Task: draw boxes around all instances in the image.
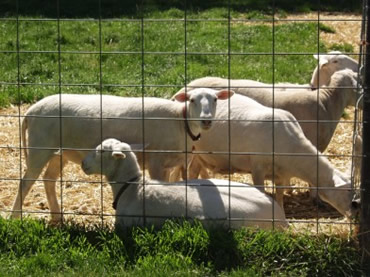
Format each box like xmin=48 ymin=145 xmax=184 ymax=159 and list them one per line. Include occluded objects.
xmin=329 ymin=42 xmax=355 ymax=53
xmin=0 ymin=8 xmax=328 ymax=107
xmin=318 ymin=23 xmax=336 ymax=34
xmin=0 ymin=217 xmax=363 ymax=276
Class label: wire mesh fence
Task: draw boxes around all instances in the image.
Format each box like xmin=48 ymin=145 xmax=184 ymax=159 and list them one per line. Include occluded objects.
xmin=0 ymin=0 xmax=365 ymax=239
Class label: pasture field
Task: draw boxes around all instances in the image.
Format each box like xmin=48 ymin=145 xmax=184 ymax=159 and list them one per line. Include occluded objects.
xmin=0 ymin=5 xmax=365 ymax=275
xmin=0 ymin=8 xmax=359 ymax=106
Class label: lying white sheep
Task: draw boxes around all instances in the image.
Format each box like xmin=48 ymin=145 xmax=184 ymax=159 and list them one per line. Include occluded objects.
xmin=173 ymin=93 xmax=359 ymax=217
xmin=81 ymin=138 xmax=289 ymax=230
xmin=310 ymin=51 xmax=358 ymax=88
xmin=11 ymin=89 xmax=233 ymax=222
xmin=174 ymin=69 xmax=359 ymax=153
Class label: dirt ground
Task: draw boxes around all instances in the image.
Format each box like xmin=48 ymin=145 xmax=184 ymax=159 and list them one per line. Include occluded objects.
xmin=0 ymin=12 xmax=363 ymax=235
xmin=284 ymin=12 xmax=363 ymax=53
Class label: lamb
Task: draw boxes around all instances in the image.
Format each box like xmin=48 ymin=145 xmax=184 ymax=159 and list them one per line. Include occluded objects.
xmin=174 ymin=69 xmax=359 ymax=152
xmin=10 ymin=88 xmax=233 ymax=222
xmin=81 ymin=138 xmax=289 ymax=230
xmin=172 ymin=93 xmax=359 ymax=217
xmin=310 ymin=51 xmax=359 ymax=88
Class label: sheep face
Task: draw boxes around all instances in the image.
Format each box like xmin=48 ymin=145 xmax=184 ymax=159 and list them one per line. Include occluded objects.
xmin=82 ymin=138 xmax=133 ymax=178
xmin=310 ymin=52 xmax=358 ymax=88
xmin=339 ymin=70 xmax=361 ymax=107
xmin=329 ymin=69 xmax=360 ymax=108
xmin=173 ymin=88 xmax=234 ymax=130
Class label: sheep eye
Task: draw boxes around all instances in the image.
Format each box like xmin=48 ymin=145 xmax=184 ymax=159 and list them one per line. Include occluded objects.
xmin=214 ymin=98 xmax=217 ymax=102
xmin=190 ymin=99 xmax=195 ymax=103
xmin=332 ymin=60 xmax=338 ymax=63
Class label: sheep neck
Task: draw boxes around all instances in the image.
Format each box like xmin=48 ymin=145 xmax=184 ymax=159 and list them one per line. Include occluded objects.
xmin=294 ymin=155 xmax=334 ymax=189
xmin=182 ymin=105 xmax=201 ymax=141
xmin=112 ymin=174 xmax=142 ymax=210
xmin=319 ymin=80 xmax=350 ymax=121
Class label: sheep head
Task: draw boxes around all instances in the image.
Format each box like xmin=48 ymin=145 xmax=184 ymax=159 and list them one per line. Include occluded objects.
xmin=82 ymin=138 xmax=143 ymax=181
xmin=310 ymin=51 xmax=359 ymax=88
xmin=173 ymin=88 xmax=234 ymax=131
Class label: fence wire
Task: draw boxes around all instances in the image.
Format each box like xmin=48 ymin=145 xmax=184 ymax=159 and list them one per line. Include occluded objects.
xmin=0 ymin=0 xmax=365 ymax=236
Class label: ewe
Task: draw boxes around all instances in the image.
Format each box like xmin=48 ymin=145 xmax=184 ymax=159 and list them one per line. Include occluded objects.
xmin=11 ymin=89 xmax=233 ymax=222
xmin=81 ymin=138 xmax=289 ymax=230
xmin=172 ymin=92 xmax=359 ymax=217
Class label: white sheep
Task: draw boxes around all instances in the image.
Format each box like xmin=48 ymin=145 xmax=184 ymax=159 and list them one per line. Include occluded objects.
xmin=174 ymin=69 xmax=359 ymax=153
xmin=81 ymin=138 xmax=289 ymax=230
xmin=11 ymin=89 xmax=233 ymax=222
xmin=310 ymin=51 xmax=358 ymax=88
xmin=175 ymin=52 xmax=357 ymax=95
xmin=172 ymin=93 xmax=359 ymax=217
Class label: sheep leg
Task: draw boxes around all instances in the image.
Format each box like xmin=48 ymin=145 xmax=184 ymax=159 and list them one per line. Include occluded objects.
xmin=181 ymin=165 xmax=187 ymax=180
xmin=163 ymin=169 xmax=172 ymax=182
xmin=168 ymin=166 xmax=183 ymax=182
xmin=274 ymin=178 xmax=289 ymax=209
xmin=43 ymin=155 xmax=68 ymax=223
xmin=10 ymin=167 xmax=44 ymax=219
xmin=188 ymin=155 xmax=205 ymax=179
xmin=199 ymin=168 xmax=210 ymax=179
xmin=251 ymin=167 xmax=266 ymax=192
xmin=11 ymin=149 xmax=54 ymax=219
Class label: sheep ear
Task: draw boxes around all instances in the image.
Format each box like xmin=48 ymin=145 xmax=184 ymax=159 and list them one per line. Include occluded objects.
xmin=171 ymin=88 xmax=186 ymax=101
xmin=332 ymin=171 xmax=350 ymax=187
xmin=216 ymin=89 xmax=234 ymax=100
xmin=112 ymin=151 xmax=126 ymax=160
xmin=319 ymin=59 xmax=329 ymax=67
xmin=173 ymin=91 xmax=189 ymax=102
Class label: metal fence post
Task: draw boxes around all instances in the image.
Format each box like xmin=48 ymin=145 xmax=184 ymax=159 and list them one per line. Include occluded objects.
xmin=360 ymin=0 xmax=370 ymax=272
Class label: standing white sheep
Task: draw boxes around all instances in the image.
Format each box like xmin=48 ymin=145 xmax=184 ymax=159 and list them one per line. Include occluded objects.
xmin=173 ymin=93 xmax=359 ymax=217
xmin=11 ymin=88 xmax=233 ymax=222
xmin=175 ymin=69 xmax=359 ymax=152
xmin=174 ymin=52 xmax=357 ymax=96
xmin=81 ymin=138 xmax=289 ymax=230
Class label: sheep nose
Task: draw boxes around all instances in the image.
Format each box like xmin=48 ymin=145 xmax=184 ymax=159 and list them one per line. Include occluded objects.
xmin=352 ymin=198 xmax=361 ymax=210
xmin=310 ymin=84 xmax=317 ymax=90
xmin=201 ymin=120 xmax=212 ymax=129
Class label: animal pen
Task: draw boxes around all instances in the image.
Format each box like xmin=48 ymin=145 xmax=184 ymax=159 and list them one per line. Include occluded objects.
xmin=0 ymin=0 xmax=369 ymax=269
